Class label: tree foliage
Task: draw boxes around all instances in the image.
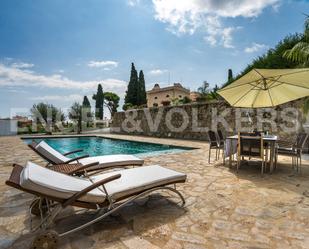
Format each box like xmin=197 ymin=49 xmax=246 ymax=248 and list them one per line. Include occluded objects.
xmin=124 ymin=63 xmax=147 ymax=109
xmin=138 ymin=70 xmax=147 ymax=105
xmin=30 ymin=103 xmax=64 ymax=132
xmin=124 ymin=63 xmax=139 ymax=107
xmin=69 ymin=102 xmax=82 ymax=134
xmin=284 ymin=16 xmax=309 ymax=65
xmin=92 ymin=84 xmax=104 ymax=119
xmin=225 ymin=34 xmax=302 ymax=86
xmin=104 ymin=92 xmax=120 ymax=117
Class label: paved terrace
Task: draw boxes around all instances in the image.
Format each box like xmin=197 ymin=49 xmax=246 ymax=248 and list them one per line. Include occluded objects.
xmin=0 ymin=134 xmax=309 ymax=249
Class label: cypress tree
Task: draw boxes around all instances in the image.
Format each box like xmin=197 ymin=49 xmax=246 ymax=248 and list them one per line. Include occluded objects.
xmin=124 ymin=63 xmax=138 ymax=106
xmin=228 ymin=69 xmax=233 ymax=83
xmin=138 ymin=70 xmax=147 ymax=105
xmin=82 ymin=96 xmax=91 ymax=107
xmin=92 ymin=84 xmax=104 ymax=119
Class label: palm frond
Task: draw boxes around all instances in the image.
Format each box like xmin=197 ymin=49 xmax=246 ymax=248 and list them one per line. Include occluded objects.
xmin=283 ymin=41 xmax=309 ymax=63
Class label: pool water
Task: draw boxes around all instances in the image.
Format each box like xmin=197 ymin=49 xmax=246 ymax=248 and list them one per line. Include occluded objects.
xmin=24 ymin=136 xmax=194 ymax=158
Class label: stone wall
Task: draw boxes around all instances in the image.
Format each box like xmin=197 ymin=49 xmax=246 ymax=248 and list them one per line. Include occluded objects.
xmin=111 ymin=100 xmax=307 ymax=141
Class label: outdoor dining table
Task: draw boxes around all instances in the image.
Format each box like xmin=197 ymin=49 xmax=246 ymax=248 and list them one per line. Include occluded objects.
xmin=225 ymin=134 xmax=278 ymax=173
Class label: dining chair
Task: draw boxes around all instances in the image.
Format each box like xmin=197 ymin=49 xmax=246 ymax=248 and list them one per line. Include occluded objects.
xmin=217 ymin=130 xmax=226 ymax=163
xmin=207 ymin=130 xmax=222 ymax=164
xmin=237 ymin=133 xmax=266 ymax=175
xmin=275 ymin=133 xmax=308 ymax=173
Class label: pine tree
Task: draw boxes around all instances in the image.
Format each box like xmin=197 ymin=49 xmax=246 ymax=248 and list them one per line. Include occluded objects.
xmin=228 ymin=69 xmax=233 ymax=83
xmin=92 ymin=84 xmax=104 ymax=119
xmin=138 ymin=70 xmax=147 ymax=105
xmin=124 ymin=63 xmax=138 ymax=106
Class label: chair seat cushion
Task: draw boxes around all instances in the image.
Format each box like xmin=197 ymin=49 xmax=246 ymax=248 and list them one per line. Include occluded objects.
xmin=91 ymin=165 xmax=186 ymax=200
xmin=20 ymin=162 xmax=186 ymax=204
xmin=76 ymin=155 xmax=144 ymax=168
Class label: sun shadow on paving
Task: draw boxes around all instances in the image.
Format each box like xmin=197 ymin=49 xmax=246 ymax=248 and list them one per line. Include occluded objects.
xmin=9 ymin=194 xmax=186 ymax=249
xmin=222 ymin=159 xmax=309 ymax=196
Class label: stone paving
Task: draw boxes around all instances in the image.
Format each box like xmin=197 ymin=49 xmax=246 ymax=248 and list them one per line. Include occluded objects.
xmin=0 ymin=134 xmax=309 ymax=249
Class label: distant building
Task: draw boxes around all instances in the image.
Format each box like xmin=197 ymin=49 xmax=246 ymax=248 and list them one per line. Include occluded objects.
xmin=146 ymin=83 xmax=190 ymax=107
xmin=190 ymin=92 xmax=201 ymax=102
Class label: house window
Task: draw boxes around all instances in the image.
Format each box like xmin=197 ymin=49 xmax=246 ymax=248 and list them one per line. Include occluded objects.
xmin=166 ymin=94 xmax=170 ymax=98
xmin=154 ymin=96 xmax=158 ymax=99
xmin=179 ymin=95 xmax=182 ymax=98
xmin=153 ymin=103 xmax=158 ymax=107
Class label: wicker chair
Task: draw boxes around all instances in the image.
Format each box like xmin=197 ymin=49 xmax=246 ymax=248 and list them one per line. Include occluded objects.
xmin=275 ymin=133 xmax=308 ymax=173
xmin=237 ymin=133 xmax=266 ymax=175
xmin=208 ymin=130 xmax=224 ymax=163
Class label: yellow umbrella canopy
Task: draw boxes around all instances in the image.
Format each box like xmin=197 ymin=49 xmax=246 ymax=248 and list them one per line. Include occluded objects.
xmin=218 ymin=68 xmax=309 ymax=108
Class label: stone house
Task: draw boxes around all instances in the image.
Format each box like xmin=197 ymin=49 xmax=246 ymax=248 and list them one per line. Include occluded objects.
xmin=146 ymin=83 xmax=190 ymax=107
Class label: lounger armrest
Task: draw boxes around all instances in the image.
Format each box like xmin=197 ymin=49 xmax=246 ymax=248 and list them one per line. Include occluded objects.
xmin=63 ymin=149 xmax=84 ymax=156
xmin=64 ymin=155 xmax=89 ymax=164
xmin=67 ymin=162 xmax=100 ymax=175
xmin=62 ymin=174 xmax=121 ymax=207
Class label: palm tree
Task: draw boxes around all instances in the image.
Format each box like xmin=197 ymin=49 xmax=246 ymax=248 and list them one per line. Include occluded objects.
xmin=284 ymin=16 xmax=309 ymax=65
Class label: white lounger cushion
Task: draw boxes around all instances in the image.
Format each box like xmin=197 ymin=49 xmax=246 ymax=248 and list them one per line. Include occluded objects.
xmin=91 ymin=165 xmax=187 ymax=200
xmin=20 ymin=162 xmax=105 ymax=203
xmin=35 ymin=141 xmax=68 ymax=164
xmin=77 ymin=155 xmax=144 ymax=169
xmin=20 ymin=162 xmax=186 ymax=204
xmin=35 ymin=141 xmax=144 ymax=167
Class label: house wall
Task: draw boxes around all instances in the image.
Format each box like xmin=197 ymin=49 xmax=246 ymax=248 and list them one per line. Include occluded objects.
xmin=0 ymin=120 xmax=18 ymax=136
xmin=147 ymin=89 xmax=190 ymax=107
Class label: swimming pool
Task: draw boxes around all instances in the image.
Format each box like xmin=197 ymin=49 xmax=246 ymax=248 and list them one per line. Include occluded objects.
xmin=23 ymin=136 xmax=194 ymax=157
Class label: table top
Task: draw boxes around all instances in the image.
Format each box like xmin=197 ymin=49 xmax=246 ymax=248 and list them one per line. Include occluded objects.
xmin=227 ymin=135 xmax=278 ymax=141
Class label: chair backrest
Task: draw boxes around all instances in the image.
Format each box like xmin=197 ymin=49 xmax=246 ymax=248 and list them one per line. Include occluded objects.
xmin=217 ymin=130 xmax=224 ymax=141
xmin=238 ymin=132 xmax=263 ymax=158
xmin=296 ymin=133 xmax=309 ymax=151
xmin=208 ymin=130 xmax=218 ymax=147
xmin=34 ymin=141 xmax=69 ymax=164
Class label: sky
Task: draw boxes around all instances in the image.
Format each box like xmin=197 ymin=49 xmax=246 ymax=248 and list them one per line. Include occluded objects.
xmin=0 ymin=0 xmax=308 ymax=118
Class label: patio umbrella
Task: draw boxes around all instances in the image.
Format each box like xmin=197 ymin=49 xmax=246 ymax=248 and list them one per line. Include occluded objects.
xmin=217 ymin=68 xmax=309 ymax=108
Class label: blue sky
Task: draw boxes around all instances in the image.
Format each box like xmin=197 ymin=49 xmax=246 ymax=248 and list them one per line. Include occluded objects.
xmin=0 ymin=0 xmax=308 ymax=118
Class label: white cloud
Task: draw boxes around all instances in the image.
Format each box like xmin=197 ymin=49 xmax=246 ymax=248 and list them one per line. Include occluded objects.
xmin=11 ymin=62 xmax=34 ymax=69
xmin=0 ymin=64 xmax=127 ymax=94
xmin=150 ymin=0 xmax=279 ymax=48
xmin=244 ymin=42 xmax=268 ymax=53
xmin=149 ymin=69 xmax=168 ymax=75
xmin=127 ymin=0 xmax=140 ymax=6
xmin=87 ymin=60 xmax=118 ymax=70
xmin=29 ymin=94 xmax=84 ymax=102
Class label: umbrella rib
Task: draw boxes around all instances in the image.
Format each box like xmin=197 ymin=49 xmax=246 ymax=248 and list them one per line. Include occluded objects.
xmin=267 ymin=88 xmax=274 ymax=106
xmin=232 ymin=83 xmax=259 ymax=106
xmin=219 ymin=79 xmax=265 ymax=91
xmin=274 ymin=80 xmax=309 ymax=90
xmin=251 ymin=88 xmax=261 ymax=108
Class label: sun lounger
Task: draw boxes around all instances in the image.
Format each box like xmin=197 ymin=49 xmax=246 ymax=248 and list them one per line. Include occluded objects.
xmin=6 ymin=161 xmax=186 ymax=248
xmin=28 ymin=140 xmax=144 ymax=174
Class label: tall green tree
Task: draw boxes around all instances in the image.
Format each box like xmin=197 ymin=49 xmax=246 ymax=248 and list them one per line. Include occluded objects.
xmin=284 ymin=16 xmax=309 ymax=65
xmin=92 ymin=84 xmax=104 ymax=120
xmin=228 ymin=69 xmax=233 ymax=83
xmin=82 ymin=96 xmax=91 ymax=107
xmin=104 ymin=92 xmax=120 ymax=117
xmin=138 ymin=70 xmax=147 ymax=105
xmin=82 ymin=96 xmax=92 ymax=127
xmin=124 ymin=63 xmax=138 ymax=107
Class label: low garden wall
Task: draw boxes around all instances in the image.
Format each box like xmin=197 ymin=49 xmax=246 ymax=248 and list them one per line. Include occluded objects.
xmin=110 ymin=100 xmax=308 ymax=141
